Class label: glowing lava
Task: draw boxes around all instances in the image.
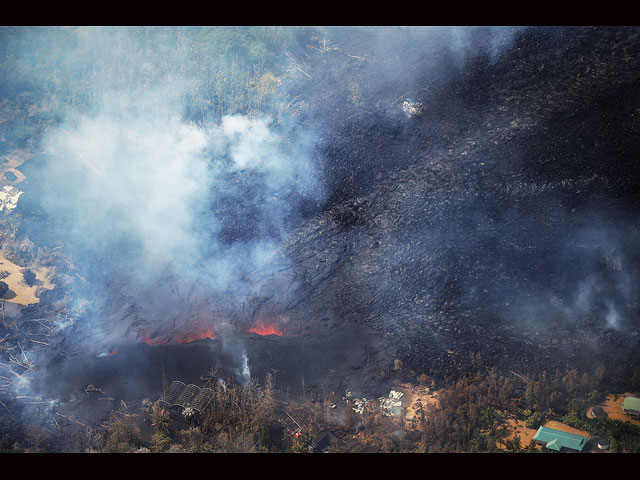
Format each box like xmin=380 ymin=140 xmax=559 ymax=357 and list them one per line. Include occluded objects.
xmin=97 ymin=349 xmax=117 ymax=357
xmin=138 ymin=334 xmax=165 ymax=346
xmin=176 ymin=329 xmax=216 ymax=344
xmin=249 ymin=321 xmax=284 ymax=336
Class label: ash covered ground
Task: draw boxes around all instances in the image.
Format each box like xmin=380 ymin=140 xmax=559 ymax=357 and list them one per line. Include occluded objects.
xmin=1 ymin=26 xmax=640 ymax=450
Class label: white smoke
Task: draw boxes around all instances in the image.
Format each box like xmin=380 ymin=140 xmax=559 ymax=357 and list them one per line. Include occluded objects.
xmin=605 ymin=302 xmax=621 ymax=330
xmin=43 ymin=88 xmax=209 ymax=276
xmin=218 ymin=377 xmax=227 ymax=391
xmin=36 ymin=75 xmax=323 ymax=345
xmin=237 ymin=351 xmax=251 ymax=385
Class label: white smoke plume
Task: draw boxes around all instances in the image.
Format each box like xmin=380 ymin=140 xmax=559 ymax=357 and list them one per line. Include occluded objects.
xmin=38 ymin=80 xmax=322 ymax=343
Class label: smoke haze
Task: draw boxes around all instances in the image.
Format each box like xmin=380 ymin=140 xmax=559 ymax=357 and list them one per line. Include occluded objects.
xmin=1 ymin=27 xmax=640 ymax=432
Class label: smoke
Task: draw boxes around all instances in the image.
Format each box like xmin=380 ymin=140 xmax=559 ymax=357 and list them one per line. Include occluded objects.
xmin=40 ymin=87 xmax=322 ymax=345
xmin=447 ymin=26 xmax=526 ymax=65
xmin=499 ymin=220 xmax=639 ymax=335
xmin=237 ymin=351 xmax=251 ymax=385
xmin=2 ymin=26 xmax=640 ymax=422
xmin=606 ymin=302 xmax=622 ymax=330
xmin=0 ymin=27 xmax=326 ymax=387
xmin=43 ymin=87 xmax=207 ymax=267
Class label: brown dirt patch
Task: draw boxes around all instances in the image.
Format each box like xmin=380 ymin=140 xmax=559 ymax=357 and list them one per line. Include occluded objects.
xmin=597 ymin=393 xmax=640 ymax=426
xmin=498 ymin=417 xmax=541 ymax=451
xmin=542 ymin=420 xmax=590 ymax=438
xmin=395 ymin=383 xmax=439 ymax=429
xmin=0 ymin=149 xmax=30 ymax=187
xmin=0 ymin=251 xmax=55 ymax=306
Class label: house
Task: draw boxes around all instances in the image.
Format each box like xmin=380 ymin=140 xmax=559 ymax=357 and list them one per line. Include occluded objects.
xmin=533 ymin=426 xmax=589 ymax=453
xmin=622 ymin=396 xmax=640 ymax=417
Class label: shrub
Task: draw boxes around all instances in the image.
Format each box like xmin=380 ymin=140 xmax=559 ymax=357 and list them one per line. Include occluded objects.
xmin=525 ymin=411 xmax=545 ymax=429
xmin=22 ymin=268 xmax=36 ymax=286
xmin=151 ymin=431 xmax=171 ymax=453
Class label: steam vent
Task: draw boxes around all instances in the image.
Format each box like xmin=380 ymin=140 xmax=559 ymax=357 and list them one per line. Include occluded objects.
xmin=1 ymin=26 xmax=640 ymax=454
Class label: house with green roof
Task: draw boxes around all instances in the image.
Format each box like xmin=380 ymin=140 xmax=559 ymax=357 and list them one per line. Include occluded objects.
xmin=533 ymin=426 xmax=589 ymax=453
xmin=622 ymin=396 xmax=640 ymax=417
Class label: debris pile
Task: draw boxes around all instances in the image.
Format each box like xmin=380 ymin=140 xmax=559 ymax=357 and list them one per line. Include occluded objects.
xmin=401 ymin=100 xmax=424 ymax=117
xmin=343 ymin=390 xmax=371 ymax=415
xmin=343 ymin=389 xmax=404 ymax=416
xmin=0 ymin=185 xmax=23 ymax=212
xmin=351 ymin=397 xmax=371 ymax=414
xmin=378 ymin=390 xmax=404 ymax=417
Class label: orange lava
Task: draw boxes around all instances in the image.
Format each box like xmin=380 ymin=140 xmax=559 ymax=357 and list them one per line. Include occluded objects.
xmin=249 ymin=321 xmax=284 ymax=336
xmin=176 ymin=329 xmax=216 ymax=344
xmin=139 ymin=334 xmax=166 ymax=346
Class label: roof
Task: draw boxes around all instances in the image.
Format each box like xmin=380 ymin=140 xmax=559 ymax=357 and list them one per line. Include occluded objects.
xmin=312 ymin=431 xmax=339 ymax=452
xmin=545 ymin=439 xmax=561 ymax=451
xmin=533 ymin=426 xmax=588 ymax=452
xmin=622 ymin=396 xmax=640 ymax=412
xmin=158 ymin=380 xmax=214 ymax=413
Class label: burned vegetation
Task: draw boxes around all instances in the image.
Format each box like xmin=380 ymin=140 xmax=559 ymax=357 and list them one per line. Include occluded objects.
xmin=2 ymin=26 xmax=640 ymax=453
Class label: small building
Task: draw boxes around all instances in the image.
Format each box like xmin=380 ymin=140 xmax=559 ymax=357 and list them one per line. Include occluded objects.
xmin=622 ymin=396 xmax=640 ymax=417
xmin=533 ymin=426 xmax=589 ymax=453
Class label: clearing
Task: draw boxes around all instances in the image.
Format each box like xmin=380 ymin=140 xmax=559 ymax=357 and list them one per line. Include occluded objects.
xmin=397 ymin=383 xmax=439 ymax=428
xmin=0 ymin=251 xmax=55 ymax=306
xmin=596 ymin=393 xmax=640 ymax=427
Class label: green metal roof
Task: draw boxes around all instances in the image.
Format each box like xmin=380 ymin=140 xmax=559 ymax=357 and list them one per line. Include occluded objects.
xmin=622 ymin=396 xmax=640 ymax=412
xmin=533 ymin=426 xmax=588 ymax=452
xmin=545 ymin=439 xmax=561 ymax=451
